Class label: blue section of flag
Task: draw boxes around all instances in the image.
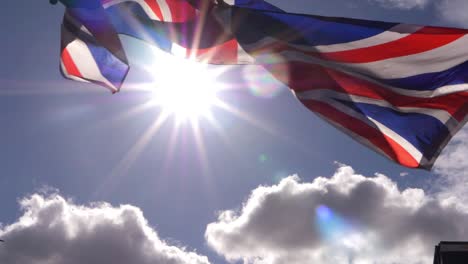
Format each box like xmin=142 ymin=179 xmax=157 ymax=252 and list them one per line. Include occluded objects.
xmin=85 ymin=42 xmax=129 ymax=88
xmin=105 ymin=3 xmax=173 ymax=52
xmin=106 ymin=3 xmax=172 ymax=52
xmin=105 ymin=2 xmax=232 ymax=50
xmin=59 ymin=0 xmax=468 ymax=168
xmin=337 ymin=100 xmax=450 ymax=160
xmin=234 ymin=0 xmax=284 ymax=12
xmin=232 ymin=7 xmax=396 ymax=46
xmin=384 ymin=60 xmax=468 ymax=91
xmin=60 ymin=0 xmax=101 ymax=8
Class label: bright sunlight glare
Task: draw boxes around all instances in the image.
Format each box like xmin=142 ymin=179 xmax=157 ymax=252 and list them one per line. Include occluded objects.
xmin=146 ymin=47 xmax=220 ymax=122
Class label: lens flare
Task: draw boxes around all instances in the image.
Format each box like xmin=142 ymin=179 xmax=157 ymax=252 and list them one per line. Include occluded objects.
xmin=258 ymin=154 xmax=269 ymax=163
xmin=243 ymin=54 xmax=288 ymax=98
xmin=316 ymin=205 xmax=333 ymax=220
xmin=315 ymin=205 xmax=347 ymax=241
xmin=314 ymin=205 xmax=373 ymax=252
xmin=93 ymin=23 xmax=301 ymax=200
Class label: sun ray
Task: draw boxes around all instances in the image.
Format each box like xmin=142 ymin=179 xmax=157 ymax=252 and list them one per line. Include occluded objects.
xmin=90 ymin=27 xmax=316 ymax=198
xmin=213 ymin=99 xmax=282 ymax=138
xmin=93 ymin=110 xmax=170 ymax=198
xmin=190 ymin=119 xmax=212 ymax=180
xmin=212 ymin=96 xmax=324 ymax=158
xmin=0 ymin=79 xmax=108 ymax=96
xmin=93 ymin=99 xmax=157 ymax=132
xmin=158 ymin=118 xmax=184 ymax=184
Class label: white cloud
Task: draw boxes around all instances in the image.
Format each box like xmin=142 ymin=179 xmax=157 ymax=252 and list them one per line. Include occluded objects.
xmin=436 ymin=0 xmax=468 ymax=26
xmin=0 ymin=193 xmax=210 ymax=264
xmin=205 ymin=165 xmax=468 ymax=264
xmin=434 ymin=127 xmax=468 ymax=178
xmin=368 ymin=0 xmax=429 ymax=9
xmin=434 ymin=126 xmax=468 ymax=208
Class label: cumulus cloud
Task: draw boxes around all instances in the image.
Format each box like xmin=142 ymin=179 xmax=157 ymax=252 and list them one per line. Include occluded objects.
xmin=368 ymin=0 xmax=429 ymax=9
xmin=435 ymin=127 xmax=468 ymax=179
xmin=205 ymin=165 xmax=468 ymax=264
xmin=434 ymin=126 xmax=468 ymax=207
xmin=0 ymin=194 xmax=210 ymax=264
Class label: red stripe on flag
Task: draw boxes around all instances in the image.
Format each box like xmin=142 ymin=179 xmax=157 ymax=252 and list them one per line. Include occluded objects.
xmin=274 ymin=62 xmax=339 ymax=92
xmin=144 ymin=0 xmax=164 ymax=20
xmin=302 ymin=100 xmax=420 ymax=168
xmin=319 ymin=27 xmax=468 ymax=63
xmin=190 ymin=39 xmax=239 ymax=63
xmin=272 ymin=61 xmax=468 ymax=122
xmin=166 ymin=0 xmax=197 ymax=22
xmin=253 ymin=27 xmax=467 ymax=64
xmin=325 ymin=68 xmax=468 ymax=122
xmin=61 ymin=48 xmax=83 ymax=78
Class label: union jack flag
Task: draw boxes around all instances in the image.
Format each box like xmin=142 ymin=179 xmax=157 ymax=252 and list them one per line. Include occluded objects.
xmin=59 ymin=0 xmax=468 ymax=169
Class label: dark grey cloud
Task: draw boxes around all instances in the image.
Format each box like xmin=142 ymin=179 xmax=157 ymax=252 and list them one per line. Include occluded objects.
xmin=205 ymin=166 xmax=468 ymax=264
xmin=0 ymin=194 xmax=210 ymax=264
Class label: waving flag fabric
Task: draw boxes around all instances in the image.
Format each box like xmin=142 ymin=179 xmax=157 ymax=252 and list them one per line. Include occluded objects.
xmin=58 ymin=0 xmax=468 ymax=169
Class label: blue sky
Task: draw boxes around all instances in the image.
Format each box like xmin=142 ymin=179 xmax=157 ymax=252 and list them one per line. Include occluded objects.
xmin=1 ymin=0 xmax=467 ymax=263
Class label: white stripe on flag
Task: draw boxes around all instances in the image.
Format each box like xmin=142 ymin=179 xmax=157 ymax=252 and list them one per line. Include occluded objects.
xmin=313 ymin=24 xmax=423 ymax=53
xmin=237 ymin=43 xmax=255 ymax=64
xmin=237 ymin=24 xmax=423 ymax=54
xmin=60 ymin=61 xmax=90 ymax=83
xmin=271 ymin=51 xmax=468 ymax=97
xmin=275 ymin=34 xmax=468 ymax=80
xmin=156 ymin=0 xmax=172 ymax=21
xmin=296 ymin=89 xmax=456 ymax=127
xmin=65 ymin=39 xmax=117 ymax=91
xmin=313 ymin=111 xmax=394 ymax=161
xmin=347 ymin=34 xmax=468 ymax=79
xmin=318 ymin=95 xmax=425 ymax=164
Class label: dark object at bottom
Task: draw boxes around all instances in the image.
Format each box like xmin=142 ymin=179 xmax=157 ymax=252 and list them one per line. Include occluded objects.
xmin=434 ymin=242 xmax=468 ymax=264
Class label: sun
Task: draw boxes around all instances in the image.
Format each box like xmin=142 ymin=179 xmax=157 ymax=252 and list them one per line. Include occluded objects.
xmin=145 ymin=48 xmax=221 ymax=122
xmin=100 ymin=37 xmax=281 ymax=188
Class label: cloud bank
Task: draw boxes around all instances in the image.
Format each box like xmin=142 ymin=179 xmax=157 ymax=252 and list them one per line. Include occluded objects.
xmin=368 ymin=0 xmax=468 ymax=26
xmin=434 ymin=126 xmax=468 ymax=207
xmin=436 ymin=0 xmax=468 ymax=26
xmin=0 ymin=194 xmax=210 ymax=264
xmin=369 ymin=0 xmax=429 ymax=9
xmin=205 ymin=165 xmax=468 ymax=264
